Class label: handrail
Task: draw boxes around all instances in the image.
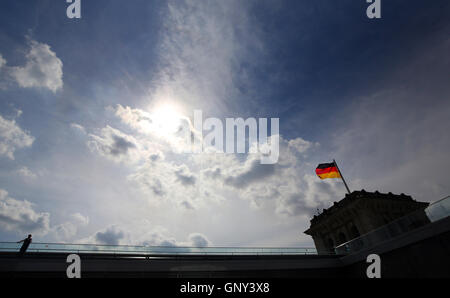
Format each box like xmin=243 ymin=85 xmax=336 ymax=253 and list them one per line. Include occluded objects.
xmin=0 ymin=242 xmax=321 ymax=256
xmin=0 ymin=241 xmax=317 ymax=250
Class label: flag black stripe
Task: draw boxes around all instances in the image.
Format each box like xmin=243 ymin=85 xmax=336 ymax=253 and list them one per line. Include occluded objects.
xmin=316 ymin=162 xmax=335 ymax=169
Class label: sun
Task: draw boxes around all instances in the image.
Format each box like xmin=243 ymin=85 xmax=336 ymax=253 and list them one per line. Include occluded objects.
xmin=150 ymin=104 xmax=184 ymax=136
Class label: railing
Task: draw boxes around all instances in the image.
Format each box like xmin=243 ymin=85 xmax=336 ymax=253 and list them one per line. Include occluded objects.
xmin=0 ymin=242 xmax=318 ymax=256
xmin=335 ymin=196 xmax=450 ymax=255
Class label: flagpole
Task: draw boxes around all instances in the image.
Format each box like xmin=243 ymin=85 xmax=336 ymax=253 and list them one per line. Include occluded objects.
xmin=333 ymin=159 xmax=351 ymax=194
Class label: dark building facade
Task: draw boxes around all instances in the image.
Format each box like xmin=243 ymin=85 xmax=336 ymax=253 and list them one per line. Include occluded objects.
xmin=304 ymin=190 xmax=429 ymax=254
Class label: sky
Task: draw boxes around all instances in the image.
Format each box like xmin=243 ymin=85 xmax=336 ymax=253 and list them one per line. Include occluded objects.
xmin=0 ymin=0 xmax=449 ymax=248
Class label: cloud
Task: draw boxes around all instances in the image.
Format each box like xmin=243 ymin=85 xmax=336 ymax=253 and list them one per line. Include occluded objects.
xmin=81 ymin=223 xmax=212 ymax=248
xmin=187 ymin=233 xmax=211 ymax=247
xmin=141 ymin=231 xmax=212 ymax=247
xmin=288 ymin=138 xmax=318 ymax=156
xmin=87 ymin=126 xmax=141 ymax=163
xmin=140 ymin=231 xmax=212 ymax=248
xmin=128 ymin=158 xmax=169 ymax=197
xmin=0 ymin=54 xmax=5 ymax=69
xmin=145 ymin=177 xmax=166 ymax=197
xmin=0 ymin=189 xmax=50 ymax=235
xmin=224 ymin=158 xmax=276 ymax=189
xmin=0 ymin=114 xmax=34 ymax=160
xmin=194 ymin=135 xmax=332 ymax=217
xmin=275 ymin=174 xmax=343 ymax=217
xmin=138 ymin=229 xmax=211 ymax=247
xmin=70 ymin=123 xmax=86 ymax=135
xmin=0 ymin=189 xmax=89 ymax=242
xmin=51 ymin=213 xmax=89 ymax=242
xmin=9 ymin=39 xmax=63 ymax=93
xmin=94 ymin=225 xmax=125 ymax=245
xmin=97 ymin=99 xmax=338 ymax=220
xmin=71 ymin=213 xmax=89 ymax=226
xmin=118 ymin=119 xmax=332 ymax=217
xmin=114 ymin=104 xmax=195 ymax=154
xmin=115 ymin=104 xmax=153 ymax=134
xmin=180 ymin=200 xmax=194 ymax=210
xmin=174 ymin=164 xmax=196 ymax=186
xmin=139 ymin=228 xmax=178 ymax=247
xmin=127 ymin=148 xmax=200 ymax=204
xmin=110 ymin=135 xmax=136 ymax=156
xmin=16 ymin=166 xmax=37 ymax=179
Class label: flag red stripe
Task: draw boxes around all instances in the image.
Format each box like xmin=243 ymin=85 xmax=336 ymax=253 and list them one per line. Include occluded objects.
xmin=315 ymin=166 xmax=339 ymax=175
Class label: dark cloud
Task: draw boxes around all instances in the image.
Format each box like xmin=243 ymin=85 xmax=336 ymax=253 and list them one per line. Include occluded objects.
xmin=181 ymin=201 xmax=194 ymax=209
xmin=140 ymin=230 xmax=178 ymax=247
xmin=188 ymin=233 xmax=211 ymax=247
xmin=87 ymin=126 xmax=140 ymax=163
xmin=149 ymin=153 xmax=162 ymax=162
xmin=110 ymin=135 xmax=136 ymax=156
xmin=174 ymin=166 xmax=196 ymax=186
xmin=142 ymin=178 xmax=165 ymax=196
xmin=225 ymin=159 xmax=276 ymax=189
xmin=280 ymin=180 xmax=339 ymax=217
xmin=204 ymin=167 xmax=222 ymax=179
xmin=95 ymin=225 xmax=125 ymax=245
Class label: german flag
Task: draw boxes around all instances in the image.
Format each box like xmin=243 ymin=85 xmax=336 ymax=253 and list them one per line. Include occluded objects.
xmin=316 ymin=162 xmax=341 ymax=179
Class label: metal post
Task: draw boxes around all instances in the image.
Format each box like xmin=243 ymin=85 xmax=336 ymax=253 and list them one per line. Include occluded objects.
xmin=333 ymin=159 xmax=351 ymax=194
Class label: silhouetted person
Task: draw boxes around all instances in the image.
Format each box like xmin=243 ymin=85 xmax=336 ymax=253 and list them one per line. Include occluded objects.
xmin=17 ymin=234 xmax=32 ymax=257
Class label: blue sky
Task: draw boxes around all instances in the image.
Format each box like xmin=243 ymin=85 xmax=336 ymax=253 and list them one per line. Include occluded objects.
xmin=0 ymin=0 xmax=449 ymax=247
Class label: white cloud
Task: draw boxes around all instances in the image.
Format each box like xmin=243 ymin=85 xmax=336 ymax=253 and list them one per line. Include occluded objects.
xmin=0 ymin=189 xmax=89 ymax=242
xmin=0 ymin=189 xmax=50 ymax=235
xmin=128 ymin=155 xmax=195 ymax=202
xmin=9 ymin=39 xmax=63 ymax=93
xmin=52 ymin=222 xmax=78 ymax=241
xmin=0 ymin=54 xmax=5 ymax=69
xmin=70 ymin=123 xmax=86 ymax=135
xmin=16 ymin=166 xmax=37 ymax=179
xmin=0 ymin=114 xmax=34 ymax=160
xmin=84 ymin=100 xmax=341 ymax=250
xmin=71 ymin=212 xmax=89 ymax=226
xmin=114 ymin=104 xmax=195 ymax=154
xmin=274 ymin=174 xmax=343 ymax=217
xmin=114 ymin=107 xmax=336 ymax=217
xmin=59 ymin=0 xmax=348 ymax=247
xmin=190 ymin=135 xmax=337 ymax=217
xmin=50 ymin=213 xmax=89 ymax=242
xmin=115 ymin=105 xmax=153 ymax=134
xmin=110 ymin=102 xmax=332 ymax=217
xmin=288 ymin=138 xmax=318 ymax=156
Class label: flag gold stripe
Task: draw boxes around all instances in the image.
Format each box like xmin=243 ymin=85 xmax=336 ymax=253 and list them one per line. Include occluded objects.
xmin=317 ymin=171 xmax=341 ymax=179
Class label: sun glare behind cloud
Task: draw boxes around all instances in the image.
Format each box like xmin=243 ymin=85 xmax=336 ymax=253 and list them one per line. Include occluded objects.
xmin=150 ymin=103 xmax=185 ymax=137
